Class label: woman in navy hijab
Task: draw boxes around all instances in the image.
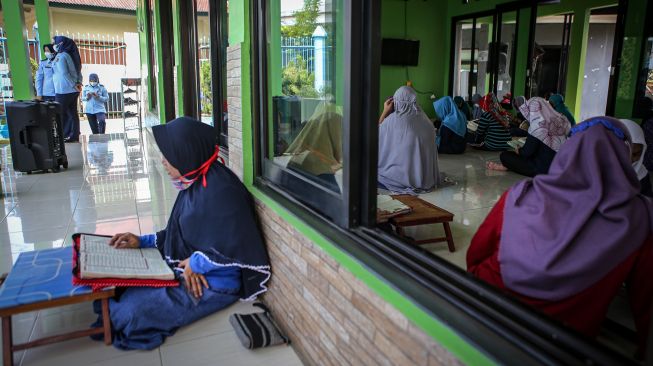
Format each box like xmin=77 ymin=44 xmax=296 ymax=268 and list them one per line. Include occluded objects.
xmin=52 ymin=35 xmax=83 ymax=142
xmin=97 ymin=117 xmax=271 ymax=350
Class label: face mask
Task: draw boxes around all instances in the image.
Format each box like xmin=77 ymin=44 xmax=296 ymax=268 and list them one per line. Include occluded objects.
xmin=90 ymin=81 xmax=98 ymax=87
xmin=53 ymin=44 xmax=60 ymax=52
xmin=45 ymin=52 xmax=53 ymax=60
xmin=171 ymin=176 xmax=196 ymax=191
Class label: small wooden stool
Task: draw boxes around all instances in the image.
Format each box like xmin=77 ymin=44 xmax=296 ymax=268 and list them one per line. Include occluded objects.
xmin=0 ymin=248 xmax=114 ymax=366
xmin=389 ymin=195 xmax=456 ymax=252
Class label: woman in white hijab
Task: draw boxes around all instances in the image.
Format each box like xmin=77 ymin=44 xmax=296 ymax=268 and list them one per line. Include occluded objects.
xmin=620 ymin=119 xmax=652 ymax=197
xmin=378 ymin=86 xmax=440 ymax=194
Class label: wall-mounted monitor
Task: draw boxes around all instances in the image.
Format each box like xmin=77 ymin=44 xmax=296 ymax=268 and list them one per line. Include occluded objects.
xmin=381 ymin=38 xmax=420 ymax=66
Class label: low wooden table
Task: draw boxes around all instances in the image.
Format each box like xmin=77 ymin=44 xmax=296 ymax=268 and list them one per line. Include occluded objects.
xmin=0 ymin=248 xmax=114 ymax=366
xmin=389 ymin=195 xmax=456 ymax=252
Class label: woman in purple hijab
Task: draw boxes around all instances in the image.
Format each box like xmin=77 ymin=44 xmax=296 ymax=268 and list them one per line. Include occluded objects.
xmin=467 ymin=117 xmax=653 ymax=357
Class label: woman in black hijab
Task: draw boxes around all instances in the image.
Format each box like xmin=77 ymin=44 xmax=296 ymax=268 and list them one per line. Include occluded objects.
xmin=97 ymin=117 xmax=270 ymax=350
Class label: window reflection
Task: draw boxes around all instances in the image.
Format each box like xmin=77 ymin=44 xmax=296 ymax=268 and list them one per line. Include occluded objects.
xmin=268 ymin=0 xmax=342 ymax=193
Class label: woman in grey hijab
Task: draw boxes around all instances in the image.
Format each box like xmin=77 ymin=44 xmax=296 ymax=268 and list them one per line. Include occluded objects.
xmin=378 ymin=86 xmax=440 ymax=194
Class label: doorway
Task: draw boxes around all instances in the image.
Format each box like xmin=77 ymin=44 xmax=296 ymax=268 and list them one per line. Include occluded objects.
xmin=580 ymin=6 xmax=620 ymax=120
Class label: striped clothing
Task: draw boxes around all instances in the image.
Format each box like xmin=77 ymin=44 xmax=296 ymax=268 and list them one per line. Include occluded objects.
xmin=477 ymin=111 xmax=511 ymax=151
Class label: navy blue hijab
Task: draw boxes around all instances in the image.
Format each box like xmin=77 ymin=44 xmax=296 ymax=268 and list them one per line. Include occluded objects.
xmin=53 ymin=36 xmax=82 ymax=75
xmin=152 ymin=117 xmax=271 ymax=300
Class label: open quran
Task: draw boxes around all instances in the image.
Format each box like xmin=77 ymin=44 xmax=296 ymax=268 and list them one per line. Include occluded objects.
xmin=78 ymin=234 xmax=175 ymax=280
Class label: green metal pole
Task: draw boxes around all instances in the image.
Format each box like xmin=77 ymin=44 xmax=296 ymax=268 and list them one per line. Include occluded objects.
xmin=564 ymin=7 xmax=591 ymax=119
xmin=1 ymin=0 xmax=35 ymax=100
xmin=34 ymin=0 xmax=52 ymax=51
xmin=172 ymin=0 xmax=184 ymax=117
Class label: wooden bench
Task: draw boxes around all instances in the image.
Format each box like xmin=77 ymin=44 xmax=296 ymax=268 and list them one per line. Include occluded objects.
xmin=389 ymin=195 xmax=456 ymax=252
xmin=0 ymin=248 xmax=114 ymax=366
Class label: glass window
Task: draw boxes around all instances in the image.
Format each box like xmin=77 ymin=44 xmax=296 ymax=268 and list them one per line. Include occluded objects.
xmin=255 ymin=0 xmax=346 ymax=223
xmin=196 ymin=0 xmax=212 ymax=126
xmin=451 ymin=13 xmax=517 ymax=101
xmin=496 ymin=11 xmax=517 ymax=99
xmin=473 ymin=16 xmax=494 ymax=98
xmin=452 ymin=19 xmax=474 ymax=99
xmin=147 ymin=0 xmax=158 ymax=111
xmin=527 ymin=13 xmax=573 ymax=98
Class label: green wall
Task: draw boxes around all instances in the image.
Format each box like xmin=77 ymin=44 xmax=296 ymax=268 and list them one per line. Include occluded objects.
xmin=379 ymin=0 xmax=447 ymax=118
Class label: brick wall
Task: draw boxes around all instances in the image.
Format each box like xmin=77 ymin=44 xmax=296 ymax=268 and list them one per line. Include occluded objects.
xmin=226 ymin=44 xmax=244 ymax=180
xmin=226 ymin=43 xmax=462 ymax=366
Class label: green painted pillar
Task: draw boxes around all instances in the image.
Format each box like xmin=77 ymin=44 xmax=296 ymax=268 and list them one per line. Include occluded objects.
xmin=171 ymin=0 xmax=184 ymax=117
xmin=1 ymin=0 xmax=35 ymax=100
xmin=513 ymin=8 xmax=531 ymax=98
xmin=34 ymin=0 xmax=52 ymax=50
xmin=153 ymin=0 xmax=168 ymax=122
xmin=564 ymin=7 xmax=591 ymax=119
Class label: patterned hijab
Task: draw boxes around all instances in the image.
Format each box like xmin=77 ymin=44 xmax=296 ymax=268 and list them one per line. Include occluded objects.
xmin=519 ymin=97 xmax=570 ymax=151
xmin=499 ymin=117 xmax=653 ymax=301
xmin=479 ymin=93 xmax=511 ymax=128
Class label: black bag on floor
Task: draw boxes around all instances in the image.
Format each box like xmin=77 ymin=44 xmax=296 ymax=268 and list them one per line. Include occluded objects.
xmin=6 ymin=100 xmax=68 ymax=173
xmin=229 ymin=302 xmax=290 ymax=349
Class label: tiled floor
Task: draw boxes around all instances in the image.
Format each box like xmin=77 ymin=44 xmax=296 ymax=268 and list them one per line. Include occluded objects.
xmin=0 ymin=121 xmax=303 ymax=366
xmin=397 ymin=148 xmax=524 ymax=268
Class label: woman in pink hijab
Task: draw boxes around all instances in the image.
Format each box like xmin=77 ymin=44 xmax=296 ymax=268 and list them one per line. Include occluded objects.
xmin=487 ymin=97 xmax=570 ymax=177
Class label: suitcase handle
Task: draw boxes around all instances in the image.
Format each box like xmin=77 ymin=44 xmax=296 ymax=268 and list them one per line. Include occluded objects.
xmin=19 ymin=129 xmax=30 ymax=148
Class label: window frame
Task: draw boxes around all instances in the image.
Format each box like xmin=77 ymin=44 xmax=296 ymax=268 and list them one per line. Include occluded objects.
xmin=250 ymin=0 xmax=644 ymax=364
xmin=632 ymin=0 xmax=653 ymax=118
xmin=208 ymin=0 xmax=229 ymax=149
xmin=251 ymin=0 xmax=369 ymax=228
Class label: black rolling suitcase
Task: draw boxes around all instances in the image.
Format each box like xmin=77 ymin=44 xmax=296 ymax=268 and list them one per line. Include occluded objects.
xmin=6 ymin=100 xmax=68 ymax=173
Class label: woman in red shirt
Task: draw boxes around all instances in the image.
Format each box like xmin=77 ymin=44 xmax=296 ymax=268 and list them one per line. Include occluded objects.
xmin=467 ymin=117 xmax=653 ymax=358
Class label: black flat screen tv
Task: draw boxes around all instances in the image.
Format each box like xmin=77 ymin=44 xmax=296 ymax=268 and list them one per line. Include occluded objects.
xmin=381 ymin=38 xmax=420 ymax=66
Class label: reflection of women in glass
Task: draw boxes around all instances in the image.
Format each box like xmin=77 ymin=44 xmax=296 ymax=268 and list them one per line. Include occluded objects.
xmin=489 ymin=97 xmax=569 ymax=176
xmin=378 ymin=86 xmax=440 ymax=194
xmin=284 ymin=106 xmax=342 ymax=192
xmin=468 ymin=118 xmax=653 ymax=358
xmin=434 ymin=96 xmax=467 ymax=154
xmin=98 ymin=118 xmax=270 ymax=350
xmin=474 ymin=93 xmax=512 ymax=151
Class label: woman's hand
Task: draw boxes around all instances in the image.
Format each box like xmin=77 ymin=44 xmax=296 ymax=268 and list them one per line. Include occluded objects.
xmin=383 ymin=98 xmax=394 ymax=115
xmin=109 ymin=233 xmax=140 ymax=249
xmin=179 ymin=258 xmax=209 ymax=298
xmin=75 ymin=84 xmax=83 ymax=92
xmin=379 ymin=98 xmax=394 ymax=124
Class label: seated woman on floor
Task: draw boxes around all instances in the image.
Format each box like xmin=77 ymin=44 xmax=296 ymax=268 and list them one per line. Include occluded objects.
xmin=97 ymin=117 xmax=271 ymax=350
xmin=549 ymin=93 xmax=576 ymax=126
xmin=620 ymin=119 xmax=652 ymax=197
xmin=467 ymin=117 xmax=652 ymax=359
xmin=284 ymin=101 xmax=342 ymax=193
xmin=434 ymin=96 xmax=467 ymax=154
xmin=453 ymin=96 xmax=472 ymax=121
xmin=378 ymin=86 xmax=440 ymax=194
xmin=474 ymin=93 xmax=513 ymax=151
xmin=486 ymin=97 xmax=569 ymax=177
